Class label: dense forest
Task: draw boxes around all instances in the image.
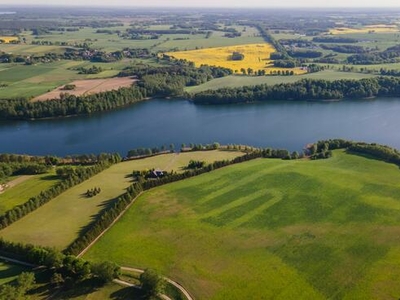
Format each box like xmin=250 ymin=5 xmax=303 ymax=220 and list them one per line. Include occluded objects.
xmin=192 ymin=77 xmax=400 ymax=104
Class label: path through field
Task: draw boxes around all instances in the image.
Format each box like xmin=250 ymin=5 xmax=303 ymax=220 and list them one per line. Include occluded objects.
xmin=0 ymin=176 xmax=31 ymax=194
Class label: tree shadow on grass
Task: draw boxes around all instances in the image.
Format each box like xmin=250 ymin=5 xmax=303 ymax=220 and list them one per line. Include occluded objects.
xmin=110 ymin=286 xmax=147 ymax=299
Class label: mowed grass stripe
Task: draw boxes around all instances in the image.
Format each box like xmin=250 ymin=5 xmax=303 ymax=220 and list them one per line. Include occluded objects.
xmin=0 ymin=150 xmax=243 ymax=249
xmin=84 ymin=150 xmax=400 ymax=299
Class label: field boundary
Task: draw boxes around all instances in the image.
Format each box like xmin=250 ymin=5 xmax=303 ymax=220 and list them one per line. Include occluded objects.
xmin=76 ymin=192 xmax=143 ymax=258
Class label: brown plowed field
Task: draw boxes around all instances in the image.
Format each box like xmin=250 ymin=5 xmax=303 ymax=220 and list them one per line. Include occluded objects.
xmin=32 ymin=77 xmax=136 ymax=101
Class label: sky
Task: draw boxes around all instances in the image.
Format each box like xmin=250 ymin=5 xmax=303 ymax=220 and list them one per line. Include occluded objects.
xmin=1 ymin=0 xmax=400 ymax=7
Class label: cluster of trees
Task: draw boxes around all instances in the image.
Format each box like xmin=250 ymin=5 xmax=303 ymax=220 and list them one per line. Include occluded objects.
xmin=181 ymin=142 xmax=220 ymax=151
xmin=86 ymin=187 xmax=101 ymax=198
xmin=0 ymin=272 xmax=35 ymax=300
xmin=287 ymin=50 xmax=323 ymax=58
xmin=273 ymin=60 xmax=297 ymax=68
xmin=320 ymin=44 xmax=368 ymax=54
xmin=306 ymin=139 xmax=400 ymax=164
xmin=0 ymin=85 xmax=145 ymax=120
xmin=347 ymin=45 xmax=400 ymax=65
xmin=379 ymin=68 xmax=400 ymax=77
xmin=61 ymin=84 xmax=76 ymax=91
xmin=127 ymin=145 xmax=173 ymax=158
xmin=312 ymin=36 xmax=358 ymax=43
xmin=192 ymin=77 xmax=400 ymax=104
xmin=0 ymin=154 xmax=120 ymax=229
xmin=231 ymin=51 xmax=244 ymax=61
xmin=186 ymin=160 xmax=206 ymax=169
xmin=348 ymin=143 xmax=400 ymax=165
xmin=0 ymin=238 xmax=121 ymax=289
xmin=77 ymin=65 xmax=103 ymax=74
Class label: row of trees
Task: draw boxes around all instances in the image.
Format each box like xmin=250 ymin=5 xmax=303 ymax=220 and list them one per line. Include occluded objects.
xmin=0 ymin=85 xmax=146 ymax=120
xmin=192 ymin=77 xmax=400 ymax=104
xmin=0 ymin=154 xmax=121 ymax=230
xmin=65 ymin=147 xmax=297 ymax=255
xmin=0 ymin=238 xmax=121 ymax=289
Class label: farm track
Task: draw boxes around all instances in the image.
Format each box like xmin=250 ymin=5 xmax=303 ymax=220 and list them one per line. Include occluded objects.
xmin=0 ymin=175 xmax=32 ymax=194
xmin=120 ymin=267 xmax=194 ymax=300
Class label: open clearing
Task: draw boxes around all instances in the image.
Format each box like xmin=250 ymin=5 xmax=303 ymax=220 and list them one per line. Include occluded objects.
xmin=186 ymin=70 xmax=377 ymax=93
xmin=0 ymin=150 xmax=243 ymax=249
xmin=32 ymin=77 xmax=136 ymax=101
xmin=166 ymin=43 xmax=306 ymax=74
xmin=85 ymin=151 xmax=400 ymax=299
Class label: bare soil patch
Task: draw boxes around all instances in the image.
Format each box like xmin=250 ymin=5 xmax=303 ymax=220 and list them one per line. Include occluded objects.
xmin=32 ymin=77 xmax=136 ymax=101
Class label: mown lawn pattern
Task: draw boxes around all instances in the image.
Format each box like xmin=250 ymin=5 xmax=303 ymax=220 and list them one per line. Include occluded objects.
xmin=84 ymin=151 xmax=400 ymax=299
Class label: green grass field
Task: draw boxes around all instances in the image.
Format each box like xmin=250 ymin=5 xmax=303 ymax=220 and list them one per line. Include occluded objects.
xmin=0 ymin=174 xmax=60 ymax=215
xmin=84 ymin=151 xmax=400 ymax=299
xmin=0 ymin=59 xmax=139 ymax=99
xmin=186 ymin=70 xmax=377 ymax=93
xmin=0 ymin=151 xmax=243 ymax=250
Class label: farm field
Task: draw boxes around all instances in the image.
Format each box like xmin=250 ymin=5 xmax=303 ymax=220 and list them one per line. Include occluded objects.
xmin=329 ymin=25 xmax=400 ymax=35
xmin=186 ymin=70 xmax=377 ymax=93
xmin=0 ymin=60 xmax=136 ymax=99
xmin=0 ymin=173 xmax=60 ymax=215
xmin=85 ymin=150 xmax=400 ymax=299
xmin=0 ymin=150 xmax=244 ymax=249
xmin=165 ymin=43 xmax=306 ymax=74
xmin=33 ymin=77 xmax=136 ymax=101
xmin=0 ymin=36 xmax=19 ymax=43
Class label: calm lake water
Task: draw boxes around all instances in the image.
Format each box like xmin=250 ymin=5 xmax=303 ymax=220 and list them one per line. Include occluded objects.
xmin=1 ymin=98 xmax=400 ymax=156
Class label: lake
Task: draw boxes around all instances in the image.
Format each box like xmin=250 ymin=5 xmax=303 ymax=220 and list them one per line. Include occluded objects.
xmin=1 ymin=98 xmax=400 ymax=156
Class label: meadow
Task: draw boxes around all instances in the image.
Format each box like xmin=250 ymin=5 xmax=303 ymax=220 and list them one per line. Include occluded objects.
xmin=0 ymin=59 xmax=135 ymax=99
xmin=186 ymin=70 xmax=376 ymax=93
xmin=0 ymin=174 xmax=60 ymax=215
xmin=84 ymin=150 xmax=400 ymax=299
xmin=166 ymin=43 xmax=306 ymax=74
xmin=0 ymin=150 xmax=243 ymax=249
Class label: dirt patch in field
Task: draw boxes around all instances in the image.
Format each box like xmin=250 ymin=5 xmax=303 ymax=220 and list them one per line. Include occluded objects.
xmin=0 ymin=175 xmax=32 ymax=194
xmin=32 ymin=77 xmax=136 ymax=101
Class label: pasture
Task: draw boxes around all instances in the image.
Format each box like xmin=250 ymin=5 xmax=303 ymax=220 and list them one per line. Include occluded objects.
xmin=0 ymin=150 xmax=244 ymax=250
xmin=186 ymin=70 xmax=377 ymax=93
xmin=85 ymin=151 xmax=400 ymax=299
xmin=0 ymin=174 xmax=60 ymax=215
xmin=165 ymin=43 xmax=306 ymax=74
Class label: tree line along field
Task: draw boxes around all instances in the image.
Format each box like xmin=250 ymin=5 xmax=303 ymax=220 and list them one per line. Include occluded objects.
xmin=186 ymin=70 xmax=377 ymax=93
xmin=0 ymin=150 xmax=244 ymax=249
xmin=83 ymin=150 xmax=400 ymax=299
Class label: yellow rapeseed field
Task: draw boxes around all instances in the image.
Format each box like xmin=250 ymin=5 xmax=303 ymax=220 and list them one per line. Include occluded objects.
xmin=165 ymin=43 xmax=306 ymax=75
xmin=329 ymin=25 xmax=399 ymax=35
xmin=0 ymin=36 xmax=19 ymax=43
